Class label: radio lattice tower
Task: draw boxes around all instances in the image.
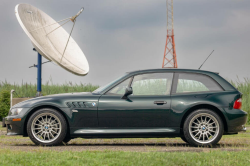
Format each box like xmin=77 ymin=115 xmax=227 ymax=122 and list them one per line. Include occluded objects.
xmin=162 ymin=0 xmax=178 ymax=68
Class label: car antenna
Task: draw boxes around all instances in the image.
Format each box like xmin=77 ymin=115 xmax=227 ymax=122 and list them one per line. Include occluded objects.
xmin=198 ymin=50 xmax=214 ymax=70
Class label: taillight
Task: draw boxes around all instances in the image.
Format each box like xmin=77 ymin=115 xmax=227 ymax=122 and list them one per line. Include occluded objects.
xmin=233 ymin=98 xmax=242 ymax=109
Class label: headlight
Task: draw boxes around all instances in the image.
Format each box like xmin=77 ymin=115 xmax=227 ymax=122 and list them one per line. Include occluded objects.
xmin=10 ymin=108 xmax=23 ymax=116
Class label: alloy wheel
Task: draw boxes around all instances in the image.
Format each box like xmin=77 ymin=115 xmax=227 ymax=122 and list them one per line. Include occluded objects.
xmin=188 ymin=113 xmax=219 ymax=144
xmin=31 ymin=113 xmax=62 ymax=143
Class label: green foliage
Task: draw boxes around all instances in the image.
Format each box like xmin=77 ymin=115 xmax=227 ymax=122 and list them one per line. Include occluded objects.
xmin=0 ymin=80 xmax=99 ymax=98
xmin=0 ymin=90 xmax=10 ymax=119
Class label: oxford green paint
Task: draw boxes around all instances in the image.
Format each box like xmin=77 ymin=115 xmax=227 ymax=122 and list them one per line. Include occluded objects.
xmin=98 ymin=95 xmax=172 ymax=127
xmin=5 ymin=69 xmax=247 ymax=138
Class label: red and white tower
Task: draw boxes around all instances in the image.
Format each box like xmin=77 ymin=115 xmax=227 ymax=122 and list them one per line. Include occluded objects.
xmin=162 ymin=0 xmax=178 ymax=68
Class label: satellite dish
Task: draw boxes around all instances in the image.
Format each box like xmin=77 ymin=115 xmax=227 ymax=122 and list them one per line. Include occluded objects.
xmin=15 ymin=4 xmax=89 ymax=76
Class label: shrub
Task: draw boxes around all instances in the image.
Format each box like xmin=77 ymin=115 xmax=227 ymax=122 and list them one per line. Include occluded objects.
xmin=0 ymin=90 xmax=10 ymax=119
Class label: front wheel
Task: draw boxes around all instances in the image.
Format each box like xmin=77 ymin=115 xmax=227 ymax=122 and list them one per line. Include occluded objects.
xmin=180 ymin=135 xmax=188 ymax=143
xmin=183 ymin=109 xmax=224 ymax=147
xmin=27 ymin=108 xmax=67 ymax=146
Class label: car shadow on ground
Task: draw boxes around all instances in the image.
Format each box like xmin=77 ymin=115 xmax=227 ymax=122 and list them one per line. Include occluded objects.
xmin=10 ymin=142 xmax=244 ymax=149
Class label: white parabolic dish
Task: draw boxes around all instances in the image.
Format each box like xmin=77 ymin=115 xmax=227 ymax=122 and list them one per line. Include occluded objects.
xmin=15 ymin=4 xmax=89 ymax=76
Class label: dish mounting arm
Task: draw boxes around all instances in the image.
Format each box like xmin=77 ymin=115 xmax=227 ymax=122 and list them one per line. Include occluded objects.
xmin=70 ymin=7 xmax=84 ymax=22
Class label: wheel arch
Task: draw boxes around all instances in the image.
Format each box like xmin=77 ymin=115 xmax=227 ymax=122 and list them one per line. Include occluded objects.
xmin=180 ymin=104 xmax=228 ymax=134
xmin=23 ymin=105 xmax=70 ymax=137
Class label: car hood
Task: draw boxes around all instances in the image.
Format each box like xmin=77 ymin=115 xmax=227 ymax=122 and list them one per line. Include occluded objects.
xmin=43 ymin=92 xmax=92 ymax=98
xmin=12 ymin=92 xmax=97 ymax=108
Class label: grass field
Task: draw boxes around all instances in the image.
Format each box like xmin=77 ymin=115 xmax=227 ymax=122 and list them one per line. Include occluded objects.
xmin=0 ymin=150 xmax=250 ymax=166
xmin=0 ymin=123 xmax=250 ymax=165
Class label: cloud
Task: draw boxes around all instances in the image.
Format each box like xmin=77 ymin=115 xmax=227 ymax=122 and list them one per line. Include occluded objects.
xmin=0 ymin=0 xmax=249 ymax=86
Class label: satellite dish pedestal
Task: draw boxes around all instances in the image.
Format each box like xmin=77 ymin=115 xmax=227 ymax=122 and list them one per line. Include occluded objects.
xmin=33 ymin=48 xmax=42 ymax=97
xmin=36 ymin=52 xmax=42 ymax=97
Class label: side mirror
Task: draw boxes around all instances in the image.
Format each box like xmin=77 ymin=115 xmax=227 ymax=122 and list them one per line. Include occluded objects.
xmin=121 ymin=87 xmax=133 ymax=99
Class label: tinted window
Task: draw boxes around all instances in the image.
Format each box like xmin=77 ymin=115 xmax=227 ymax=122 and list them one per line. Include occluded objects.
xmin=106 ymin=78 xmax=131 ymax=95
xmin=131 ymin=73 xmax=173 ymax=95
xmin=176 ymin=73 xmax=223 ymax=93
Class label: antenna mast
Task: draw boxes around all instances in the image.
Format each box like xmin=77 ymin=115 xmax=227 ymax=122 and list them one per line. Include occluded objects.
xmin=198 ymin=50 xmax=214 ymax=70
xmin=162 ymin=0 xmax=178 ymax=68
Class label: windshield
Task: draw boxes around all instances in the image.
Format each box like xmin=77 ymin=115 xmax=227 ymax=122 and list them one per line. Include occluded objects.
xmin=93 ymin=73 xmax=128 ymax=94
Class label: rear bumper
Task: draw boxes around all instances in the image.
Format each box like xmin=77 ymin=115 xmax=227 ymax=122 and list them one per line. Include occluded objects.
xmin=224 ymin=109 xmax=248 ymax=134
xmin=5 ymin=116 xmax=24 ymax=136
xmin=242 ymin=125 xmax=247 ymax=132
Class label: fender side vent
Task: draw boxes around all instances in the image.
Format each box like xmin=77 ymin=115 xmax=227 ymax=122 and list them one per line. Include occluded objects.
xmin=66 ymin=102 xmax=87 ymax=108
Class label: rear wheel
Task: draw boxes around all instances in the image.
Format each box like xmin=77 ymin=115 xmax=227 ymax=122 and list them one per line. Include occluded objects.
xmin=62 ymin=135 xmax=71 ymax=144
xmin=27 ymin=108 xmax=67 ymax=146
xmin=183 ymin=109 xmax=224 ymax=147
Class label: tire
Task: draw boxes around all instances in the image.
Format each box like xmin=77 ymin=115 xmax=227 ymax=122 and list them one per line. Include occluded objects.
xmin=62 ymin=135 xmax=71 ymax=144
xmin=180 ymin=135 xmax=188 ymax=143
xmin=27 ymin=108 xmax=67 ymax=146
xmin=183 ymin=109 xmax=224 ymax=147
xmin=2 ymin=118 xmax=6 ymax=127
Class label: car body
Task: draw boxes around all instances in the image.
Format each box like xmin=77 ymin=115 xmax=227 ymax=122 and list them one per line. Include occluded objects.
xmin=5 ymin=68 xmax=247 ymax=146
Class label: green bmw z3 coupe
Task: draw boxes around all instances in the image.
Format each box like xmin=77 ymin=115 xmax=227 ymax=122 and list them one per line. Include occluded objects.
xmin=5 ymin=69 xmax=247 ymax=146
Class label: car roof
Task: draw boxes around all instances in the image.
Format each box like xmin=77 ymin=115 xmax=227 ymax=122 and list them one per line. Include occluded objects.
xmin=126 ymin=68 xmax=219 ymax=75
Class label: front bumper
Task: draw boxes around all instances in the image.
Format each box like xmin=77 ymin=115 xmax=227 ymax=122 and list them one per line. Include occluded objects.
xmin=5 ymin=116 xmax=24 ymax=136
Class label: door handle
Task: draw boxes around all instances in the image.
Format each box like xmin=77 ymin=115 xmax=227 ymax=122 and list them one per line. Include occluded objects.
xmin=154 ymin=101 xmax=167 ymax=105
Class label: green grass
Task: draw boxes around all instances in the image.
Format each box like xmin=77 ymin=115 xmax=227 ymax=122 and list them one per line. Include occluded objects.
xmin=0 ymin=80 xmax=99 ymax=98
xmin=0 ymin=149 xmax=250 ymax=166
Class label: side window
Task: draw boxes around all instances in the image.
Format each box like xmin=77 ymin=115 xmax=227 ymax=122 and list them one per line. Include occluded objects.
xmin=131 ymin=73 xmax=173 ymax=95
xmin=176 ymin=73 xmax=223 ymax=93
xmin=106 ymin=78 xmax=131 ymax=95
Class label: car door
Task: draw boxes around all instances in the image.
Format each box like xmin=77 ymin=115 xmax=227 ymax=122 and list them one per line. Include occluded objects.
xmin=98 ymin=72 xmax=174 ymax=128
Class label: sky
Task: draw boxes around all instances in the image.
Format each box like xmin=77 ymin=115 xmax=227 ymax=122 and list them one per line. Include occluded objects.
xmin=0 ymin=0 xmax=249 ymax=86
